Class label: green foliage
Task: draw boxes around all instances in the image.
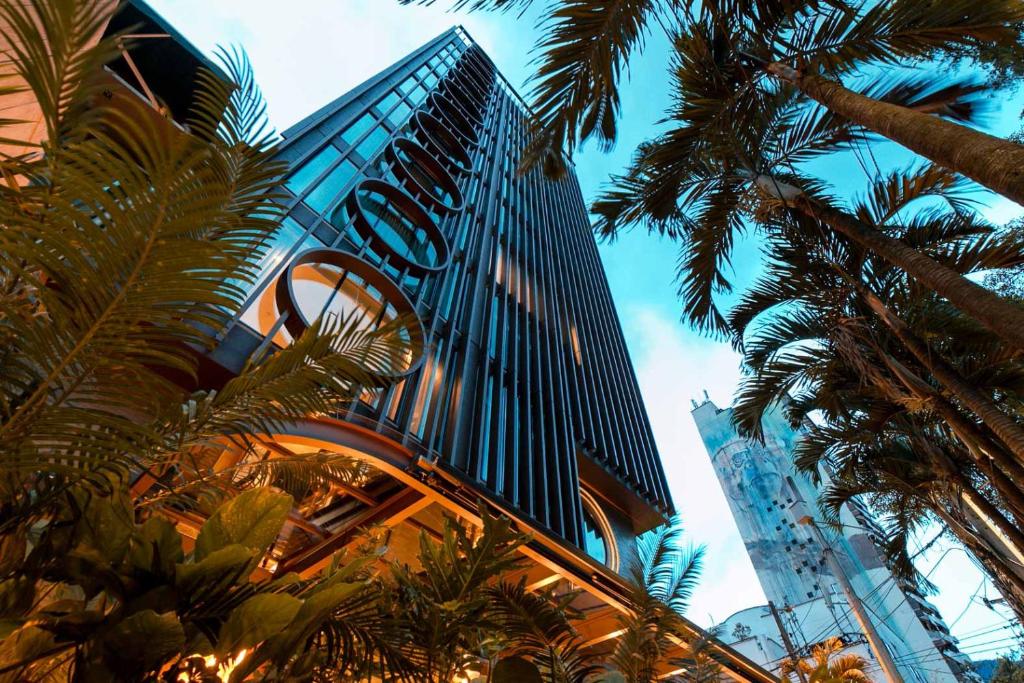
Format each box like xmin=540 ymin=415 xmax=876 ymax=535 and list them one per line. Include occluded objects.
xmin=383 ymin=505 xmax=531 ymax=681
xmin=0 ymin=0 xmax=418 ymax=679
xmin=992 ymin=653 xmax=1024 ymax=683
xmin=724 ymin=165 xmax=1024 ymax=608
xmin=0 ymin=0 xmax=734 ymax=679
xmin=781 ymin=637 xmax=870 ymax=683
xmin=605 ymin=523 xmax=708 ymax=683
xmin=485 ymin=580 xmax=598 ymax=683
xmin=0 ymin=482 xmax=408 ymax=682
xmin=0 ymin=0 xmax=416 ymax=514
xmin=985 ymin=219 xmax=1024 ymax=300
xmin=194 ymin=488 xmax=292 ymax=561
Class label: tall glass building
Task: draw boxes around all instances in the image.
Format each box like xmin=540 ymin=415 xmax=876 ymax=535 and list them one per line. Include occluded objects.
xmin=7 ymin=3 xmax=773 ymax=677
xmin=206 ymin=26 xmax=773 ymax=679
xmin=212 ymin=27 xmax=678 ymax=568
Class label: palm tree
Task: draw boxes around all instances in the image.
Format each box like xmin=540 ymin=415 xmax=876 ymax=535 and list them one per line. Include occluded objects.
xmin=588 ymin=29 xmax=1024 ymax=350
xmin=729 ymin=166 xmax=1024 ymax=457
xmin=602 ymin=523 xmax=707 ymax=683
xmin=698 ymin=0 xmax=1024 ymax=207
xmin=403 ymin=0 xmax=1024 ymax=202
xmin=723 ymin=199 xmax=1024 ymax=614
xmin=382 ymin=506 xmax=532 ymax=682
xmin=799 ymin=412 xmax=1024 ymax=625
xmin=485 ymin=580 xmax=599 ymax=683
xmin=780 ymin=638 xmax=871 ymax=683
xmin=0 ymin=0 xmax=415 ymax=511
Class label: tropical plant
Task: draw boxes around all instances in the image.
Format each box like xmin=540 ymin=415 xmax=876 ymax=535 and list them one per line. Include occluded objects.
xmin=720 ymin=174 xmax=1024 ymax=615
xmin=485 ymin=580 xmax=598 ymax=683
xmin=0 ymin=486 xmax=411 ymax=682
xmin=0 ymin=0 xmax=415 ymax=502
xmin=590 ymin=33 xmax=1024 ymax=349
xmin=992 ymin=652 xmax=1024 ymax=683
xmin=985 ymin=218 xmax=1024 ymax=300
xmin=0 ymin=0 xmax=420 ymax=678
xmin=381 ymin=506 xmax=532 ymax=682
xmin=780 ymin=637 xmax=870 ymax=683
xmin=599 ymin=523 xmax=708 ymax=683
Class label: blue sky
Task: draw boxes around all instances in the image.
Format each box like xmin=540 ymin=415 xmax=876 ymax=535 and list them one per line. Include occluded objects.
xmin=149 ymin=0 xmax=1024 ymax=656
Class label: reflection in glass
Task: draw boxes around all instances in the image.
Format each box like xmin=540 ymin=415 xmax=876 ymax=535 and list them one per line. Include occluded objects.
xmin=395 ymin=144 xmax=457 ymax=209
xmin=236 ymin=217 xmax=307 ymax=301
xmin=285 ymin=145 xmax=340 ymax=196
xmin=358 ymin=188 xmax=440 ymax=269
xmin=291 ymin=264 xmax=388 ymax=332
xmin=582 ymin=504 xmax=608 ymax=565
xmin=305 ymin=158 xmax=358 ymax=214
xmin=343 ymin=113 xmax=391 ymax=162
xmin=239 ymin=229 xmax=319 ymax=346
xmin=241 ymin=253 xmax=414 ymax=375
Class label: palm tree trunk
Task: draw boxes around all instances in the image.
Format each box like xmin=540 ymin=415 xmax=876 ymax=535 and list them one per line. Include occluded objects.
xmin=931 ymin=504 xmax=1024 ymax=624
xmin=857 ymin=285 xmax=1024 ymax=462
xmin=865 ymin=340 xmax=1024 ymax=515
xmin=880 ymin=348 xmax=1024 ymax=497
xmin=789 ymin=193 xmax=1024 ymax=352
xmin=766 ymin=64 xmax=1024 ymax=206
xmin=936 ymin=452 xmax=1024 ymax=557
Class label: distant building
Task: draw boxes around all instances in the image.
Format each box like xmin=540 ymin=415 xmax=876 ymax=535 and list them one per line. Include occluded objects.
xmin=692 ymin=398 xmax=979 ymax=682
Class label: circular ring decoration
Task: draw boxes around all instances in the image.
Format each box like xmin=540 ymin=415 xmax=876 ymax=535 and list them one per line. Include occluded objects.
xmin=345 ymin=179 xmax=451 ymax=274
xmin=411 ymin=110 xmax=472 ymax=175
xmin=439 ymin=75 xmax=485 ymax=121
xmin=452 ymin=64 xmax=491 ymax=106
xmin=463 ymin=53 xmax=495 ymax=86
xmin=447 ymin=68 xmax=488 ymax=108
xmin=274 ymin=247 xmax=427 ymax=378
xmin=386 ymin=136 xmax=465 ymax=215
xmin=428 ymin=91 xmax=478 ymax=146
xmin=439 ymin=83 xmax=484 ymax=129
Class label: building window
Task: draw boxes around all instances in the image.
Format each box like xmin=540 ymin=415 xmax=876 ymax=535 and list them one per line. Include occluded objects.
xmin=348 ymin=182 xmax=448 ymax=271
xmin=580 ymin=489 xmax=619 ymax=571
xmin=285 ymin=145 xmax=341 ymax=196
xmin=305 ymin=158 xmax=358 ymax=214
xmin=342 ymin=113 xmax=391 ymax=161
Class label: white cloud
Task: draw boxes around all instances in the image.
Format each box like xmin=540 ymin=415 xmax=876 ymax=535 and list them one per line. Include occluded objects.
xmin=148 ymin=0 xmax=525 ymax=133
xmin=624 ymin=306 xmax=767 ymax=626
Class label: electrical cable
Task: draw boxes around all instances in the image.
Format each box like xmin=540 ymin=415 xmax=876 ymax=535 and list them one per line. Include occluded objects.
xmin=949 ymin=579 xmax=985 ymax=631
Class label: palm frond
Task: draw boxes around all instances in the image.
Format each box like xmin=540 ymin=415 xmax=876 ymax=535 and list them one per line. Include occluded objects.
xmin=485 ymin=580 xmax=598 ymax=683
xmin=784 ymin=0 xmax=1024 ymax=75
xmin=852 ymin=163 xmax=976 ymax=225
xmin=398 ymin=0 xmax=536 ymax=12
xmin=0 ymin=28 xmax=277 ymax=484
xmin=521 ymin=0 xmax=664 ymax=174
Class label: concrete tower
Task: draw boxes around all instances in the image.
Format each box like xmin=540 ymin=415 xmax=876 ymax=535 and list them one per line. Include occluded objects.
xmin=692 ymin=398 xmax=978 ymax=682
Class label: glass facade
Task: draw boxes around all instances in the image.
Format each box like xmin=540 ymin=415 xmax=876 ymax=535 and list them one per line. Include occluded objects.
xmin=582 ymin=505 xmax=608 ymax=565
xmin=221 ymin=27 xmax=672 ymax=550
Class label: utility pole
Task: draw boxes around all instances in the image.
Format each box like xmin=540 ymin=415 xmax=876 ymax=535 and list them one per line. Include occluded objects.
xmin=768 ymin=601 xmax=807 ymax=683
xmin=798 ymin=515 xmax=905 ymax=683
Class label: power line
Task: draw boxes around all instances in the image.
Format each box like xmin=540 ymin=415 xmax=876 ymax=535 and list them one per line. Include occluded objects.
xmin=893 ymin=633 xmax=1022 ymax=666
xmin=893 ymin=637 xmax=1023 ymax=670
xmin=949 ymin=579 xmax=986 ymax=630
